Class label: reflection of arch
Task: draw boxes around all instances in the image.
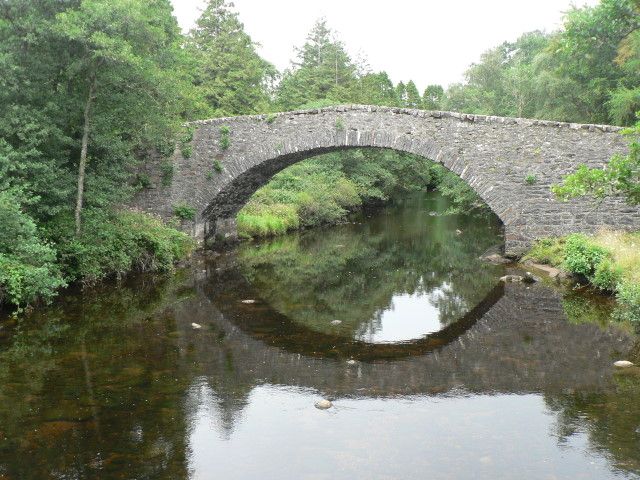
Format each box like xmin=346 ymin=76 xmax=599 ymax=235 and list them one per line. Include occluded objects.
xmin=132 ymin=105 xmax=635 ymax=255
xmin=202 ymin=265 xmax=505 ymax=362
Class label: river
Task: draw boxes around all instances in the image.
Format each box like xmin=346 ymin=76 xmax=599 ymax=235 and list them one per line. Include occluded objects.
xmin=1 ymin=192 xmax=639 ymax=479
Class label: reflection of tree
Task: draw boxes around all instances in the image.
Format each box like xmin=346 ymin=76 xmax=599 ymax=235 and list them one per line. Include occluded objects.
xmin=544 ymin=372 xmax=640 ymax=475
xmin=237 ymin=193 xmax=504 ymax=339
xmin=0 ymin=273 xmax=197 ymax=479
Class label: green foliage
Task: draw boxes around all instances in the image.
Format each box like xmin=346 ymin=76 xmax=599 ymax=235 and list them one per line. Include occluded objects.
xmin=524 ymin=237 xmax=566 ymax=266
xmin=181 ymin=144 xmax=193 ymax=159
xmin=187 ymin=0 xmax=275 ymax=116
xmin=133 ymin=173 xmax=152 ymax=190
xmin=553 ymin=124 xmax=640 ymax=205
xmin=219 ymin=125 xmax=231 ymax=150
xmin=563 ymin=233 xmax=609 ymax=277
xmin=615 ymin=281 xmax=640 ymax=323
xmin=180 ymin=126 xmax=195 ymax=159
xmin=525 ymin=173 xmax=538 ymax=185
xmin=297 ymin=99 xmax=340 ymax=109
xmin=335 ymin=117 xmax=345 ymax=131
xmin=265 ymin=113 xmax=277 ymax=124
xmin=276 ymin=19 xmax=358 ymax=110
xmin=161 ymin=161 xmax=174 ymax=187
xmin=47 ymin=210 xmax=194 ymax=286
xmin=423 ymin=85 xmax=444 ymax=110
xmin=213 ymin=159 xmax=223 ymax=172
xmin=173 ymin=203 xmax=197 ymax=221
xmin=437 ymin=167 xmax=490 ymax=215
xmin=237 ymin=204 xmax=299 ymax=238
xmin=592 ymin=257 xmax=623 ymax=291
xmin=0 ymin=191 xmax=66 ymax=308
xmin=441 ymin=1 xmax=640 ymax=126
xmin=237 ymin=149 xmax=489 ymax=238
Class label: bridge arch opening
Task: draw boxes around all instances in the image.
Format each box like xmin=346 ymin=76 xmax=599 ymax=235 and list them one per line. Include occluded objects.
xmin=202 ymin=144 xmax=505 ymax=246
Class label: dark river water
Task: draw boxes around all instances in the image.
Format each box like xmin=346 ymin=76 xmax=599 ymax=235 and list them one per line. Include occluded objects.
xmin=1 ymin=193 xmax=640 ymax=480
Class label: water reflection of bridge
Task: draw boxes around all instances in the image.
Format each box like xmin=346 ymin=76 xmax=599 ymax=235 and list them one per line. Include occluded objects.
xmin=177 ymin=263 xmax=634 ymax=401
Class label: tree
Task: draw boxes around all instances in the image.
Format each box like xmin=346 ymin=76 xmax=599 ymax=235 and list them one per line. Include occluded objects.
xmin=423 ymin=85 xmax=444 ymax=110
xmin=405 ymin=80 xmax=423 ymax=109
xmin=395 ymin=81 xmax=408 ymax=107
xmin=536 ymin=0 xmax=640 ymax=124
xmin=53 ymin=0 xmax=195 ymax=233
xmin=188 ymin=0 xmax=275 ymax=116
xmin=277 ymin=18 xmax=357 ymax=109
xmin=354 ymin=72 xmax=398 ymax=106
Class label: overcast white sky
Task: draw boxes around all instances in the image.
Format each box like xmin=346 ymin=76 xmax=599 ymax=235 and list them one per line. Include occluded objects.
xmin=170 ymin=0 xmax=599 ymax=90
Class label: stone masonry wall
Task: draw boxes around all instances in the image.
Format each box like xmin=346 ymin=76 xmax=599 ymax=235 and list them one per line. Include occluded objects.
xmin=130 ymin=105 xmax=639 ymax=256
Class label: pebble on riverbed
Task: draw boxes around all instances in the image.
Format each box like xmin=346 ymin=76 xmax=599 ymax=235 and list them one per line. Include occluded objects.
xmin=330 ymin=320 xmax=342 ymax=325
xmin=241 ymin=299 xmax=256 ymax=304
xmin=314 ymin=399 xmax=333 ymax=410
xmin=614 ymin=360 xmax=634 ymax=368
xmin=191 ymin=323 xmax=202 ymax=329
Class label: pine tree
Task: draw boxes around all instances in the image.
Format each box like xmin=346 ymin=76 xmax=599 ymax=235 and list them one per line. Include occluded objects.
xmin=405 ymin=80 xmax=423 ymax=109
xmin=277 ymin=19 xmax=357 ymax=109
xmin=189 ymin=0 xmax=275 ymax=116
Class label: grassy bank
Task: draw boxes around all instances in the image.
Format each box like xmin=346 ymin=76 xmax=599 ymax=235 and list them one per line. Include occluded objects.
xmin=525 ymin=231 xmax=640 ymax=323
xmin=236 ymin=148 xmax=488 ymax=239
xmin=0 ymin=190 xmax=194 ymax=313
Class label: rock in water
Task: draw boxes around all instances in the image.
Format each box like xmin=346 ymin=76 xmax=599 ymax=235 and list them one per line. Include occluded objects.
xmin=191 ymin=323 xmax=202 ymax=329
xmin=482 ymin=254 xmax=510 ymax=265
xmin=241 ymin=299 xmax=256 ymax=304
xmin=614 ymin=360 xmax=634 ymax=368
xmin=314 ymin=399 xmax=332 ymax=410
xmin=500 ymin=275 xmax=524 ymax=283
xmin=346 ymin=359 xmax=357 ymax=365
xmin=330 ymin=320 xmax=342 ymax=325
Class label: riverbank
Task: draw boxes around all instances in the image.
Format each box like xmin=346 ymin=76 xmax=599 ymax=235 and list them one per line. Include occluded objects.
xmin=0 ymin=203 xmax=195 ymax=313
xmin=524 ymin=230 xmax=640 ymax=323
xmin=236 ymin=148 xmax=489 ymax=239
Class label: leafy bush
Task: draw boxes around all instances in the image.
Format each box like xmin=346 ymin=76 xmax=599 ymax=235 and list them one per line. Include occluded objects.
xmin=265 ymin=113 xmax=277 ymax=124
xmin=525 ymin=173 xmax=538 ymax=185
xmin=213 ymin=159 xmax=223 ymax=172
xmin=173 ymin=203 xmax=197 ymax=221
xmin=615 ymin=281 xmax=640 ymax=323
xmin=0 ymin=191 xmax=66 ymax=308
xmin=161 ymin=161 xmax=174 ymax=186
xmin=47 ymin=209 xmax=194 ymax=286
xmin=133 ymin=173 xmax=152 ymax=190
xmin=592 ymin=257 xmax=622 ymax=291
xmin=181 ymin=143 xmax=193 ymax=159
xmin=563 ymin=233 xmax=608 ymax=277
xmin=524 ymin=237 xmax=566 ymax=266
xmin=219 ymin=125 xmax=231 ymax=150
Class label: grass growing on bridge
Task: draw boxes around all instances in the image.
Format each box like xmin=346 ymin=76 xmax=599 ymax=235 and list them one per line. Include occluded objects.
xmin=526 ymin=231 xmax=640 ymax=323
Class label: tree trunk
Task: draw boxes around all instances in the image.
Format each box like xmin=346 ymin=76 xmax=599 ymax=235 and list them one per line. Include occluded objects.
xmin=75 ymin=74 xmax=96 ymax=235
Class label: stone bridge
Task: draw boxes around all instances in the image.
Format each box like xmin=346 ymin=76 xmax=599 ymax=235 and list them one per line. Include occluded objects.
xmin=133 ymin=105 xmax=640 ymax=255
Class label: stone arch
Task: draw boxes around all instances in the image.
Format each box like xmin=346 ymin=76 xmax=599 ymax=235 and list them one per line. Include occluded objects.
xmin=131 ymin=105 xmax=636 ymax=256
xmin=201 ymin=141 xmax=506 ymax=235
